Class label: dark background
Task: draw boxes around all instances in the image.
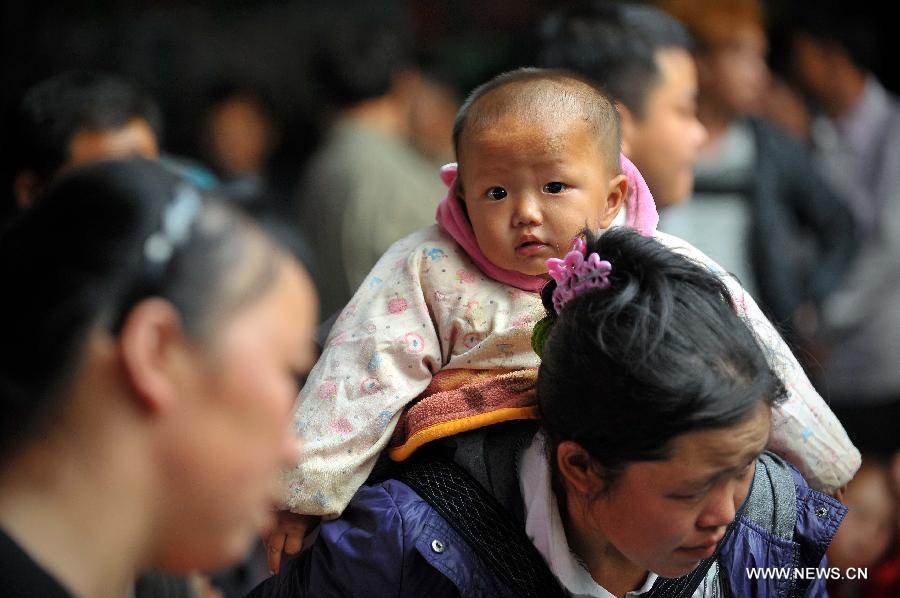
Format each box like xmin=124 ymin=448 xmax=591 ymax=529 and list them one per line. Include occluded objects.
xmin=2 ymin=0 xmax=895 ymax=196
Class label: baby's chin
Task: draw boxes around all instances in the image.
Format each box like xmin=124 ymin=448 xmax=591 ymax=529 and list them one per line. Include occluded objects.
xmin=511 ymin=258 xmax=554 ymax=278
xmin=513 ymin=267 xmax=551 ymax=278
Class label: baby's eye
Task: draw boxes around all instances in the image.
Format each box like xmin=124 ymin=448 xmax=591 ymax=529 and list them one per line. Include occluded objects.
xmin=486 ymin=187 xmax=507 ymax=200
xmin=543 ymin=182 xmax=566 ymax=194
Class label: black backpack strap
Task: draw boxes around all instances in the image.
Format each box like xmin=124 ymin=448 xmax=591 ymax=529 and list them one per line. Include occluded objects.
xmin=396 ymin=455 xmax=568 ymax=598
xmin=643 ymin=555 xmax=722 ymax=598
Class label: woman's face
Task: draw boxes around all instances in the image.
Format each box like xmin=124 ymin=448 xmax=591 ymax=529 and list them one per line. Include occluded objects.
xmin=584 ymin=403 xmax=771 ymax=578
xmin=156 ymin=259 xmax=318 ymax=571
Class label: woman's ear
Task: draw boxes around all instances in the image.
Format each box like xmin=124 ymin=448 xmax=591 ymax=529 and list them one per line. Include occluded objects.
xmin=118 ymin=298 xmax=186 ymax=413
xmin=599 ymin=174 xmax=628 ymax=228
xmin=556 ymin=441 xmax=605 ymax=496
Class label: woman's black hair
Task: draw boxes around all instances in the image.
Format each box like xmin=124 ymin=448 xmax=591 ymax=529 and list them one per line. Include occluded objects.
xmin=0 ymin=158 xmax=281 ymax=465
xmin=537 ymin=227 xmax=787 ymax=490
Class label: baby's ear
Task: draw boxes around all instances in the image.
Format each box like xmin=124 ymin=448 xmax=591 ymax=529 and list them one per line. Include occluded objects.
xmin=599 ymin=174 xmax=628 ymax=228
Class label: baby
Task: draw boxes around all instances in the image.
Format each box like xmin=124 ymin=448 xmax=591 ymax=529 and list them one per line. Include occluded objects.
xmin=266 ymin=68 xmax=859 ymax=570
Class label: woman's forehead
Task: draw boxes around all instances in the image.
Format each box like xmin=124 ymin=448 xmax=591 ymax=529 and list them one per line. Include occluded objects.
xmin=631 ymin=403 xmax=771 ymax=486
xmin=669 ymin=405 xmax=771 ymax=471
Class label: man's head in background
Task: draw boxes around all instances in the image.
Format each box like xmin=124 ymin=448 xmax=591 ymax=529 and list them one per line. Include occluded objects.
xmin=787 ymin=3 xmax=881 ymax=122
xmin=310 ymin=9 xmax=418 ymax=132
xmin=659 ymin=0 xmax=771 ymax=122
xmin=538 ymin=1 xmax=706 ymax=208
xmin=11 ymin=70 xmax=162 ymax=209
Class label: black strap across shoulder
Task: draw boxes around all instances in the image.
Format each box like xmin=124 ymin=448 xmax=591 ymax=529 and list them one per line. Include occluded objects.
xmin=396 ymin=455 xmax=568 ymax=598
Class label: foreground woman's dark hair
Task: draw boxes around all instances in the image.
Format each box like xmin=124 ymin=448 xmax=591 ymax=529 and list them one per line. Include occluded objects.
xmin=537 ymin=227 xmax=788 ymax=489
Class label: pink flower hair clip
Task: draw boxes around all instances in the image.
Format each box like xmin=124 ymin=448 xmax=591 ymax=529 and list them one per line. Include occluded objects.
xmin=546 ymin=237 xmax=613 ymax=314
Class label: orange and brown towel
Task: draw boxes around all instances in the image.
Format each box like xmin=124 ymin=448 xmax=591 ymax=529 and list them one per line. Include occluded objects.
xmin=388 ymin=367 xmax=539 ymax=461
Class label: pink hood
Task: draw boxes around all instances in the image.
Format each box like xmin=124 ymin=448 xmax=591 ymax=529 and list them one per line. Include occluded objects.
xmin=434 ymin=153 xmax=659 ymax=292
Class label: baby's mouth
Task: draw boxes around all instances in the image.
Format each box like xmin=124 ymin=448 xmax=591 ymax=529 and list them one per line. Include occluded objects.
xmin=516 ymin=239 xmax=549 ymax=255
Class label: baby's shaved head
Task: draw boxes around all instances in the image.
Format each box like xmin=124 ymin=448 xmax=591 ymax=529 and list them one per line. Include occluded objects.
xmin=453 ymin=68 xmax=621 ymax=173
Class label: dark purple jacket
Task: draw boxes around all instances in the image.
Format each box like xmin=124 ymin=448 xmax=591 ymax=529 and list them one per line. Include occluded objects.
xmin=249 ymin=453 xmax=845 ymax=597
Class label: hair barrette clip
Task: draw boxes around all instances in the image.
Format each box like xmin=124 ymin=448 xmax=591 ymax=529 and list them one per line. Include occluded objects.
xmin=143 ymin=184 xmax=202 ymax=265
xmin=546 ymin=237 xmax=612 ymax=314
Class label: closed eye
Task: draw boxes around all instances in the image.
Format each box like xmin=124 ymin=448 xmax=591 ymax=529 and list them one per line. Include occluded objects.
xmin=486 ymin=186 xmax=508 ymax=200
xmin=543 ymin=182 xmax=566 ymax=194
xmin=668 ymin=481 xmax=712 ymax=502
xmin=669 ymin=490 xmax=707 ymax=502
xmin=669 ymin=460 xmax=756 ymax=502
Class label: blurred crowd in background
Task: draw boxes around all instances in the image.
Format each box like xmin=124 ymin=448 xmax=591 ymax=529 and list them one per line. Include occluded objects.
xmin=4 ymin=0 xmax=897 ymax=222
xmin=2 ymin=1 xmax=899 ymax=596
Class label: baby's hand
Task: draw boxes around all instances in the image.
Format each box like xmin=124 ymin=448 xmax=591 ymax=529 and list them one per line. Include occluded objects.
xmin=264 ymin=511 xmax=320 ymax=575
xmin=831 ymin=485 xmax=846 ymax=502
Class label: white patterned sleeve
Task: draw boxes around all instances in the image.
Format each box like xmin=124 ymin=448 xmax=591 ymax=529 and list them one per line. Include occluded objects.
xmin=281 ymin=233 xmax=443 ymax=518
xmin=656 ymin=232 xmax=861 ymax=492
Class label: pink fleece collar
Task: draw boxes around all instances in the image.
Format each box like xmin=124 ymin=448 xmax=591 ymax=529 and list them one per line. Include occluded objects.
xmin=434 ymin=153 xmax=658 ymax=292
